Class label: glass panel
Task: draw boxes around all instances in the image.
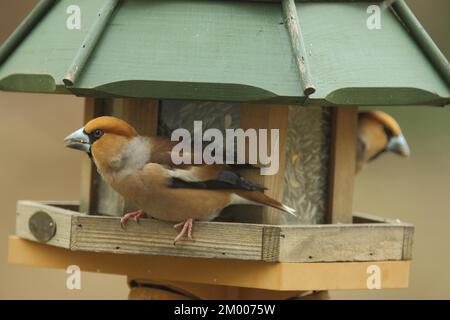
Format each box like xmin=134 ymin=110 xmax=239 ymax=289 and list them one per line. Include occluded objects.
xmin=159 ymin=100 xmax=240 ymax=136
xmin=282 ymin=107 xmax=331 ymax=224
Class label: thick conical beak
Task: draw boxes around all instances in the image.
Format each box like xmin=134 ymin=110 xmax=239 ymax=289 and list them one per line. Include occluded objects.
xmin=64 ymin=127 xmax=91 ymax=154
xmin=386 ymin=133 xmax=410 ymax=157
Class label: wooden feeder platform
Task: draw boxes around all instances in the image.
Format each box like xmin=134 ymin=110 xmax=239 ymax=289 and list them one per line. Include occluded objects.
xmin=9 ymin=200 xmax=413 ymax=291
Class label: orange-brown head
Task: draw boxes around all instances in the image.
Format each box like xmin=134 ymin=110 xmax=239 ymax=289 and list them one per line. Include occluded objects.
xmin=64 ymin=116 xmax=139 ymax=172
xmin=356 ymin=111 xmax=410 ymax=172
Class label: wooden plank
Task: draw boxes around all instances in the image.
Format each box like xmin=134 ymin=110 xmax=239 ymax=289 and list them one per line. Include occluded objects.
xmin=402 ymin=226 xmax=414 ymax=260
xmin=16 ymin=201 xmax=413 ymax=263
xmin=72 ymin=0 xmax=302 ymax=102
xmin=239 ymin=104 xmax=289 ymax=224
xmin=8 ymin=236 xmax=411 ymax=291
xmin=327 ymin=107 xmax=357 ymax=224
xmin=63 ymin=0 xmax=120 ymax=86
xmin=0 ymin=0 xmax=56 ymax=65
xmin=276 ymin=224 xmax=412 ymax=263
xmin=262 ymin=226 xmax=281 ymax=261
xmin=15 ymin=201 xmax=77 ymax=249
xmin=71 ymin=215 xmax=263 ymax=261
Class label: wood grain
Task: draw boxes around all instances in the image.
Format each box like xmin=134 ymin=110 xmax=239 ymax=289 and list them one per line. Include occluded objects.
xmin=327 ymin=107 xmax=358 ymax=224
xmin=71 ymin=215 xmax=263 ymax=261
xmin=277 ymin=224 xmax=412 ymax=262
xmin=239 ymin=103 xmax=289 ymax=224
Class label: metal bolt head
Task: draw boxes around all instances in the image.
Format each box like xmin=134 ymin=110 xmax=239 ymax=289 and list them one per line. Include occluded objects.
xmin=29 ymin=211 xmax=56 ymax=243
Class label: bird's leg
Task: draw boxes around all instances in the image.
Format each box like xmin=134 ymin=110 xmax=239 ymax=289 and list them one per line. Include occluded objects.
xmin=120 ymin=210 xmax=146 ymax=228
xmin=173 ymin=218 xmax=194 ymax=244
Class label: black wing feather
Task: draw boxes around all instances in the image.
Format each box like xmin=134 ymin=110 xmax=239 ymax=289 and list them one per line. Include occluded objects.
xmin=168 ymin=170 xmax=267 ymax=191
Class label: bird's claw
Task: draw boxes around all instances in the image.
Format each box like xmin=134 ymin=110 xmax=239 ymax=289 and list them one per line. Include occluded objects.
xmin=120 ymin=210 xmax=146 ymax=229
xmin=173 ymin=218 xmax=194 ymax=245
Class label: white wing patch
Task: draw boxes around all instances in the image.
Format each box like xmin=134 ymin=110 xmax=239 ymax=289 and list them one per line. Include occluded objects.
xmin=230 ymin=194 xmax=261 ymax=206
xmin=166 ymin=168 xmax=201 ymax=182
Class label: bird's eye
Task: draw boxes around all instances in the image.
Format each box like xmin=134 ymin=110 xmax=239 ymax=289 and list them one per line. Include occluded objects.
xmin=93 ymin=129 xmax=104 ymax=139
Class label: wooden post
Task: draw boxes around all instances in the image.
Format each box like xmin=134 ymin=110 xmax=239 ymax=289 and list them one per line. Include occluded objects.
xmin=79 ymin=98 xmax=105 ymax=214
xmin=80 ymin=98 xmax=159 ymax=216
xmin=238 ymin=104 xmax=289 ymax=224
xmin=327 ymin=106 xmax=358 ymax=224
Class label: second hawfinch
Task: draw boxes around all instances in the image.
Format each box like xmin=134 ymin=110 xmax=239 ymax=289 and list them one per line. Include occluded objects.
xmin=64 ymin=116 xmax=295 ymax=243
xmin=356 ymin=111 xmax=410 ymax=173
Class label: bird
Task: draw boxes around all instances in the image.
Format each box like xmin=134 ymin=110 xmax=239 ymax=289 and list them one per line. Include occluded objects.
xmin=64 ymin=116 xmax=296 ymax=243
xmin=356 ymin=110 xmax=410 ymax=173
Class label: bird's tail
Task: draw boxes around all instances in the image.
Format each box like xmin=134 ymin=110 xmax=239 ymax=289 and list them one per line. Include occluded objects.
xmin=235 ymin=190 xmax=297 ymax=217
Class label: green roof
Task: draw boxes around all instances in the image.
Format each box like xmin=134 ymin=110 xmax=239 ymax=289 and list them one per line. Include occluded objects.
xmin=0 ymin=0 xmax=449 ymax=106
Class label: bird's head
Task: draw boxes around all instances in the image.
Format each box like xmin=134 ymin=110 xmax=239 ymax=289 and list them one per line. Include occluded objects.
xmin=64 ymin=116 xmax=138 ymax=163
xmin=358 ymin=111 xmax=410 ymax=164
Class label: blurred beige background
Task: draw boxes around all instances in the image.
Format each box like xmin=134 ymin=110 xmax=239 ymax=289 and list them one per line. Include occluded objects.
xmin=0 ymin=0 xmax=448 ymax=299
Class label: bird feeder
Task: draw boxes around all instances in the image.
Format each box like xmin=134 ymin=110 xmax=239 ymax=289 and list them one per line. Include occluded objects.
xmin=3 ymin=0 xmax=449 ymax=299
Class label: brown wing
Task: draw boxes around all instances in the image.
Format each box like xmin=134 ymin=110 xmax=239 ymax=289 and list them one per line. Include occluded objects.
xmin=148 ymin=136 xmax=264 ymax=189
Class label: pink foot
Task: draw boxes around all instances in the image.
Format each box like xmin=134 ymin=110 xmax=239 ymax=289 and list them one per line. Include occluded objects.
xmin=173 ymin=218 xmax=194 ymax=244
xmin=120 ymin=210 xmax=146 ymax=228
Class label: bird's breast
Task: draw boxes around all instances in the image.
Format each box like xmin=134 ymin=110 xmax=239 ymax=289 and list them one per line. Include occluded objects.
xmin=112 ymin=165 xmax=233 ymax=222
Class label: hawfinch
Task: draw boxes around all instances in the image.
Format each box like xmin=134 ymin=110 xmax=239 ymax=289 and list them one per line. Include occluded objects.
xmin=64 ymin=116 xmax=295 ymax=243
xmin=356 ymin=111 xmax=410 ymax=173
